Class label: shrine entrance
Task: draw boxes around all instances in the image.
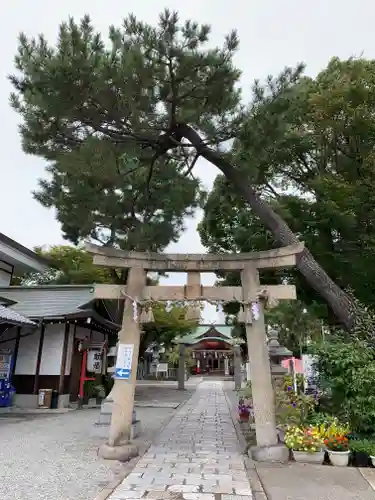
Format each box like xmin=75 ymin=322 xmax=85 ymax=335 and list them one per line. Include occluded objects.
xmin=87 ymin=242 xmax=303 ymax=462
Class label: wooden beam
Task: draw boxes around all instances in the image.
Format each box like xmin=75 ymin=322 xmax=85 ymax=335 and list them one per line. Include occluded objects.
xmin=11 ymin=327 xmax=22 ymax=379
xmin=58 ymin=322 xmax=70 ymax=398
xmin=86 ymin=242 xmax=304 ymax=272
xmin=93 ymin=284 xmax=296 ymax=302
xmin=33 ymin=323 xmax=45 ymax=395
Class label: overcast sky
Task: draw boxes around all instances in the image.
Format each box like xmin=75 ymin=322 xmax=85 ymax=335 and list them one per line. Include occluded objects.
xmin=1 ymin=0 xmax=373 ymax=322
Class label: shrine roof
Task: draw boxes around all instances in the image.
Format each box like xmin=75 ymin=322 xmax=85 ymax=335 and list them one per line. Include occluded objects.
xmin=176 ymin=324 xmax=234 ymax=345
xmin=0 ymin=285 xmax=118 ymax=332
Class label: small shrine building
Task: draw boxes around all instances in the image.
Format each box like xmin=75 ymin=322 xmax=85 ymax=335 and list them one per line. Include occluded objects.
xmin=177 ymin=325 xmax=234 ymax=375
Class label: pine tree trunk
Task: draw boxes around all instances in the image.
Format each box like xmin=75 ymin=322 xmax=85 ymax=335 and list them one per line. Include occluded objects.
xmin=179 ymin=125 xmax=355 ymax=330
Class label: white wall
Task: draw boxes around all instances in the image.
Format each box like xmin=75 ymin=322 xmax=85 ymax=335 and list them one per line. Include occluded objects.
xmin=15 ymin=328 xmax=40 ymax=375
xmin=39 ymin=324 xmax=65 ymax=376
xmin=0 ymin=269 xmax=11 ymax=285
xmin=6 ymin=322 xmax=106 ymax=377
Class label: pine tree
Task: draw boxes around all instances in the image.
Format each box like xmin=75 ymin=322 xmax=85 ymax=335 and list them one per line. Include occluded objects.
xmin=9 ymin=10 xmax=354 ymax=329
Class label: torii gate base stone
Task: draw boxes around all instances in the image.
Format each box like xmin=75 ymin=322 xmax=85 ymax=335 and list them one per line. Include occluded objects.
xmin=87 ymin=243 xmax=303 ymax=463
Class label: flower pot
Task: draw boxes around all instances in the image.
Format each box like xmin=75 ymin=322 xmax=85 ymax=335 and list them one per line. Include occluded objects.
xmin=293 ymin=450 xmax=325 ymax=464
xmin=239 ymin=413 xmax=249 ymax=422
xmin=328 ymin=450 xmax=350 ymax=467
xmin=351 ymin=451 xmax=370 ymax=468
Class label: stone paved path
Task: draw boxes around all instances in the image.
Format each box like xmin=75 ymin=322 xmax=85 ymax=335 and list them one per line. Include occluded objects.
xmin=109 ymin=380 xmax=252 ymax=500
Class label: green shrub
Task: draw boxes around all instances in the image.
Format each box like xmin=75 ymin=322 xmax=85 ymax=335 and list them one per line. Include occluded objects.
xmin=310 ymin=339 xmax=375 ymax=434
xmin=349 ymin=439 xmax=375 ymax=455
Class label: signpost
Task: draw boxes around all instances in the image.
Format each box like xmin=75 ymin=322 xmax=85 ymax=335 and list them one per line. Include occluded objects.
xmin=115 ymin=344 xmax=134 ymax=380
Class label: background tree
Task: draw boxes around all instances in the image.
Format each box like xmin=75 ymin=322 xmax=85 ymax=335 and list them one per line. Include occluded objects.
xmin=9 ymin=11 xmax=355 ymax=329
xmin=200 ymin=57 xmax=375 ymax=323
xmin=13 ymin=245 xmax=113 ymax=285
xmin=265 ymin=301 xmax=323 ymax=357
xmin=140 ymin=305 xmax=196 ymax=357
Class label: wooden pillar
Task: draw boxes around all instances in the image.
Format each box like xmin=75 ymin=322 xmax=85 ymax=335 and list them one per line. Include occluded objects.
xmin=178 ymin=343 xmax=186 ymax=390
xmin=58 ymin=321 xmax=71 ymax=399
xmin=11 ymin=326 xmax=22 ymax=379
xmin=33 ymin=323 xmax=46 ymax=395
xmin=108 ymin=265 xmax=146 ymax=447
xmin=241 ymin=264 xmax=278 ymax=448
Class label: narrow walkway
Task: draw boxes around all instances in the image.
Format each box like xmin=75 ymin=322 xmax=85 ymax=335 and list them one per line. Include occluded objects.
xmin=109 ymin=381 xmax=252 ymax=500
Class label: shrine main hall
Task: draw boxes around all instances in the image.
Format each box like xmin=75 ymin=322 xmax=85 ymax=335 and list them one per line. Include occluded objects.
xmin=178 ymin=324 xmax=235 ymax=376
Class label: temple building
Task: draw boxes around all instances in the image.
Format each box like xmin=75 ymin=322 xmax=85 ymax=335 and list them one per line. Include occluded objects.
xmin=0 ymin=232 xmax=118 ymax=408
xmin=178 ymin=325 xmax=234 ymax=375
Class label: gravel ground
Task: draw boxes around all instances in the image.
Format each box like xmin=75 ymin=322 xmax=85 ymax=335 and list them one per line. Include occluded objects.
xmin=0 ymin=402 xmax=191 ymax=500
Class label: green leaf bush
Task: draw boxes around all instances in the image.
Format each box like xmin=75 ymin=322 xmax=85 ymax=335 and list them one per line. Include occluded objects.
xmin=310 ymin=338 xmax=375 ymax=434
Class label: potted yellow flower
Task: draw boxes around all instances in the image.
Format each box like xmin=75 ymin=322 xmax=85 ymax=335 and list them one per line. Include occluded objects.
xmin=285 ymin=425 xmax=324 ymax=464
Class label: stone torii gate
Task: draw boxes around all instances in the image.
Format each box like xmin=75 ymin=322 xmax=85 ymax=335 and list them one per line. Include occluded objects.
xmin=87 ymin=242 xmax=304 ymax=462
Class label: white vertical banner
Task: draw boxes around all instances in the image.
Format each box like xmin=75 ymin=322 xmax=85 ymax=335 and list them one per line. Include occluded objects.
xmin=115 ymin=343 xmax=134 ymax=379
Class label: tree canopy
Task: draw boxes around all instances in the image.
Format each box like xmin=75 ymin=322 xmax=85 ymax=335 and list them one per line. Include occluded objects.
xmin=13 ymin=245 xmax=113 ymax=285
xmin=200 ymin=57 xmax=375 ymax=322
xmin=265 ymin=301 xmax=323 ymax=356
xmin=10 ymin=10 xmax=360 ymax=329
xmin=34 ymin=138 xmax=203 ymax=251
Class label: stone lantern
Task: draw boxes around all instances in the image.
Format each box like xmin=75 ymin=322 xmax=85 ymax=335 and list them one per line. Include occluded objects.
xmin=267 ymin=328 xmax=292 ymax=389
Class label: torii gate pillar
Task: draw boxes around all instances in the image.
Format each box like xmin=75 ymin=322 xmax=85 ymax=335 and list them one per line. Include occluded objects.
xmin=98 ymin=265 xmax=146 ymax=461
xmin=242 ymin=264 xmax=288 ymax=462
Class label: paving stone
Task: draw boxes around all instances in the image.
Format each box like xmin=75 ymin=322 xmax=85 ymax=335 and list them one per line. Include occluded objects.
xmin=222 ymin=496 xmax=253 ymax=500
xmin=145 ymin=491 xmax=183 ymax=499
xmin=183 ymin=495 xmax=215 ymax=500
xmin=109 ymin=490 xmax=146 ymax=499
xmin=111 ymin=382 xmax=253 ymax=500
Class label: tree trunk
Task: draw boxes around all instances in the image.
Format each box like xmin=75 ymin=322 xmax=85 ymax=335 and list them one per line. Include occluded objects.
xmin=179 ymin=124 xmax=355 ymax=330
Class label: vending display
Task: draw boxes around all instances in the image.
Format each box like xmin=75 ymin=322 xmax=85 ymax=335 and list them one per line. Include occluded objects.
xmin=0 ymin=349 xmax=15 ymax=407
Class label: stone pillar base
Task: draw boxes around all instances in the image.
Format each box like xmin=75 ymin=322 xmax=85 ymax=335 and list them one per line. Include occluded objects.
xmin=92 ymin=398 xmax=140 ymax=439
xmin=251 ymin=443 xmax=290 ymax=463
xmin=93 ymin=419 xmax=141 ymax=439
xmin=98 ymin=442 xmax=139 ymax=462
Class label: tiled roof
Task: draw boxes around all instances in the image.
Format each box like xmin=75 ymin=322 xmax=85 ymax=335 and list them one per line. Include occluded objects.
xmin=177 ymin=324 xmax=234 ymax=344
xmin=0 ymin=285 xmax=95 ymax=319
xmin=0 ymin=304 xmax=36 ymax=327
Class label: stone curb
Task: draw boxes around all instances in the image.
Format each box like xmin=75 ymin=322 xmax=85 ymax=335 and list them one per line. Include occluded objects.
xmin=92 ymin=389 xmax=197 ymax=500
xmin=223 ymin=387 xmax=269 ymax=500
xmin=358 ymin=467 xmax=375 ymax=492
xmin=223 ymin=386 xmax=247 ymax=454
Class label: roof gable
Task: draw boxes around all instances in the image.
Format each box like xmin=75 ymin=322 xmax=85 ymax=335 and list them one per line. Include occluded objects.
xmin=177 ymin=324 xmax=234 ymax=345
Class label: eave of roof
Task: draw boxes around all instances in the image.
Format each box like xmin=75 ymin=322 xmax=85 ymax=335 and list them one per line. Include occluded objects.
xmin=0 ymin=233 xmax=50 ymax=267
xmin=0 ymin=304 xmax=36 ymax=328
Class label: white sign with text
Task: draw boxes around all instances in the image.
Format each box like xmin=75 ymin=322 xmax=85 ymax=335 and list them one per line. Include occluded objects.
xmin=115 ymin=343 xmax=134 ymax=379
